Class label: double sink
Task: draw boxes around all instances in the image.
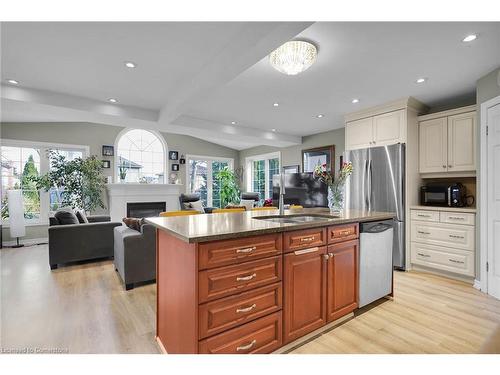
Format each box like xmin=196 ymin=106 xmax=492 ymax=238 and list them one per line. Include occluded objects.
xmin=253 ymin=214 xmax=340 ymax=224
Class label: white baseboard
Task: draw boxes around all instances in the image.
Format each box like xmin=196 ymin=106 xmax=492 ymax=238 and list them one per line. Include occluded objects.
xmin=1 ymin=237 xmax=48 ymax=248
xmin=473 ymin=279 xmax=482 ymax=291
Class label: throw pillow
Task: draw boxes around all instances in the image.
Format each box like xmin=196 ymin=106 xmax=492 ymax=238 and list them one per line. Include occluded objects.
xmin=54 ymin=209 xmax=80 ymax=225
xmin=122 ymin=217 xmax=146 ymax=231
xmin=240 ymin=199 xmax=255 ymax=211
xmin=75 ymin=209 xmax=89 ymax=224
xmin=189 ymin=200 xmax=205 ymax=213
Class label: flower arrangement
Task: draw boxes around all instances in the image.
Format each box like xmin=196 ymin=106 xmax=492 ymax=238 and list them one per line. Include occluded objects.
xmin=314 ymin=162 xmax=353 ymax=213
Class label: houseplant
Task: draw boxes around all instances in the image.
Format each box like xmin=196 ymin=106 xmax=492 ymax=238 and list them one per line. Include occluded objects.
xmin=314 ymin=161 xmax=353 ymax=214
xmin=214 ymin=166 xmax=240 ymax=208
xmin=34 ymin=151 xmax=106 ymax=213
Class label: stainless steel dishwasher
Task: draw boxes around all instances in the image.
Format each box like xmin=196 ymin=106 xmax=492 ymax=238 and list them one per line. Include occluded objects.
xmin=359 ymin=220 xmax=394 ymax=307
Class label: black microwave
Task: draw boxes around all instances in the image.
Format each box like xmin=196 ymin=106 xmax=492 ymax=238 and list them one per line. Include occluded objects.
xmin=420 ymin=183 xmax=466 ymax=207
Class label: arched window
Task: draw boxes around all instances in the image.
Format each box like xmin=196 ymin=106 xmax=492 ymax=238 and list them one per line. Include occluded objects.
xmin=115 ymin=129 xmax=167 ymax=184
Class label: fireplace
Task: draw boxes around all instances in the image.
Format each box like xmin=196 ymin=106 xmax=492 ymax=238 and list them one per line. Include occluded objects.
xmin=127 ymin=202 xmax=166 ymax=218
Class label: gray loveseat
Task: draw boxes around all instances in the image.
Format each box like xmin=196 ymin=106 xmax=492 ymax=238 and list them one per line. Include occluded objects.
xmin=48 ymin=215 xmax=122 ymax=269
xmin=113 ymin=223 xmax=156 ymax=290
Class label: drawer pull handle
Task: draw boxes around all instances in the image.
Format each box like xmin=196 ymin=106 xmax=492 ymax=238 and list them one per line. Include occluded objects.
xmin=449 ymin=234 xmax=465 ymax=239
xmin=417 ymin=231 xmax=431 ymax=235
xmin=294 ymin=247 xmax=319 ymax=256
xmin=449 ymin=259 xmax=465 ymax=264
xmin=236 ymin=246 xmax=256 ymax=254
xmin=300 ymin=236 xmax=315 ymax=242
xmin=333 ymin=230 xmax=351 ymax=237
xmin=449 ymin=216 xmax=465 ymax=220
xmin=236 ymin=339 xmax=257 ymax=352
xmin=236 ymin=273 xmax=256 ymax=282
xmin=236 ymin=303 xmax=257 ymax=313
xmin=417 ymin=252 xmax=431 ymax=258
xmin=417 ymin=214 xmax=431 ymax=218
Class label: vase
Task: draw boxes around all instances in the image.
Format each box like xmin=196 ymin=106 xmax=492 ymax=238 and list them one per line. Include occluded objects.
xmin=327 ymin=184 xmax=344 ymax=215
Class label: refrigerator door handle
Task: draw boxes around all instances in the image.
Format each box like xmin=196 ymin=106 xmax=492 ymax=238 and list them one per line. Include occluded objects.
xmin=364 ymin=160 xmax=369 ymax=210
xmin=367 ymin=159 xmax=373 ymax=211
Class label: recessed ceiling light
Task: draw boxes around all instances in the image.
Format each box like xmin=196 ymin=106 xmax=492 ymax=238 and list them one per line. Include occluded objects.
xmin=124 ymin=61 xmax=137 ymax=68
xmin=273 ymin=102 xmax=279 ymax=107
xmin=352 ymin=98 xmax=359 ymax=104
xmin=231 ymin=121 xmax=237 ymax=125
xmin=108 ymin=98 xmax=118 ymax=103
xmin=7 ymin=79 xmax=19 ymax=85
xmin=416 ymin=78 xmax=427 ymax=84
xmin=272 ymin=128 xmax=276 ymax=132
xmin=316 ymin=114 xmax=324 ymax=118
xmin=462 ymin=34 xmax=477 ymax=42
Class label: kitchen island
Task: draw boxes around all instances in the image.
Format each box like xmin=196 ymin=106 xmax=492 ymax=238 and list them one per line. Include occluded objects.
xmin=147 ymin=208 xmax=394 ymax=354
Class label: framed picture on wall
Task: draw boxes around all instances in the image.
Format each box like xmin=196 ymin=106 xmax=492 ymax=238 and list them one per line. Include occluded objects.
xmin=101 ymin=160 xmax=111 ymax=169
xmin=171 ymin=164 xmax=179 ymax=171
xmin=283 ymin=165 xmax=300 ymax=174
xmin=102 ymin=145 xmax=114 ymax=156
xmin=169 ymin=151 xmax=179 ymax=160
xmin=302 ymin=145 xmax=335 ymax=173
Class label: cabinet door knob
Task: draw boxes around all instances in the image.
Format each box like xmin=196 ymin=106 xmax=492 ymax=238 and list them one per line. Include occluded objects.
xmin=329 ymin=253 xmax=334 ymax=259
xmin=323 ymin=254 xmax=330 ymax=260
xmin=442 ymin=165 xmax=447 ymax=168
xmin=448 ymin=165 xmax=452 ymax=168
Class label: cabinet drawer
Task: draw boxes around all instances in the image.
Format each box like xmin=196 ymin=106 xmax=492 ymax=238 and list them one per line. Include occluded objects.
xmin=198 ymin=234 xmax=282 ymax=270
xmin=439 ymin=211 xmax=475 ymax=226
xmin=283 ymin=228 xmax=327 ymax=253
xmin=199 ymin=256 xmax=282 ymax=303
xmin=327 ymin=223 xmax=359 ymax=244
xmin=198 ymin=311 xmax=282 ymax=354
xmin=411 ymin=221 xmax=474 ymax=251
xmin=411 ymin=242 xmax=474 ymax=277
xmin=199 ymin=283 xmax=282 ymax=339
xmin=410 ymin=210 xmax=440 ymax=222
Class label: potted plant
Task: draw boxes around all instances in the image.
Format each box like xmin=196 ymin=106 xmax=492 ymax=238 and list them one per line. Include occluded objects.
xmin=214 ymin=166 xmax=240 ymax=208
xmin=314 ymin=162 xmax=353 ymax=214
xmin=34 ymin=151 xmax=106 ymax=213
xmin=119 ymin=166 xmax=127 ymax=182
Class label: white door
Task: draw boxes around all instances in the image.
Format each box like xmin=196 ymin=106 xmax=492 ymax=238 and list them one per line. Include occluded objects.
xmin=487 ymin=103 xmax=500 ymax=299
xmin=448 ymin=112 xmax=476 ymax=172
xmin=345 ymin=117 xmax=373 ymax=150
xmin=373 ymin=110 xmax=406 ymax=146
xmin=419 ymin=117 xmax=448 ymax=173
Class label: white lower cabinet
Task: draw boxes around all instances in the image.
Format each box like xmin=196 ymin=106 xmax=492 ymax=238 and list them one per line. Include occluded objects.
xmin=410 ymin=208 xmax=475 ymax=278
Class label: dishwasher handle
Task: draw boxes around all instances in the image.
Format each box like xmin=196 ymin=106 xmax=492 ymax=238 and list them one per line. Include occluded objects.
xmin=361 ymin=220 xmax=394 ymax=234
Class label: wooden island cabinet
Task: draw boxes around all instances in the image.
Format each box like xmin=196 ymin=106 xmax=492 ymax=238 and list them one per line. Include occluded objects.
xmin=148 ymin=210 xmax=393 ymax=354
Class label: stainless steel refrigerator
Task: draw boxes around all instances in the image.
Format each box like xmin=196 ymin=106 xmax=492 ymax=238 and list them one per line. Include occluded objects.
xmin=344 ymin=143 xmax=405 ymax=269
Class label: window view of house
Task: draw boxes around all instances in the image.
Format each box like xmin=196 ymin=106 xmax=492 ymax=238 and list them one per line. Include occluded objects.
xmin=247 ymin=154 xmax=280 ymax=203
xmin=116 ymin=129 xmax=165 ymax=184
xmin=188 ymin=157 xmax=232 ymax=208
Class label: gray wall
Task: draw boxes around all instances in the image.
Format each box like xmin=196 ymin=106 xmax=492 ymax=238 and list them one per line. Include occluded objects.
xmin=239 ymin=127 xmax=345 ymax=189
xmin=475 ymin=66 xmax=500 ymax=281
xmin=1 ymin=122 xmax=239 ymax=243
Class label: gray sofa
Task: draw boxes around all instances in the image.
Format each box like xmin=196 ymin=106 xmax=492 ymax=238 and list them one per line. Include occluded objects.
xmin=113 ymin=224 xmax=156 ymax=290
xmin=48 ymin=215 xmax=122 ymax=270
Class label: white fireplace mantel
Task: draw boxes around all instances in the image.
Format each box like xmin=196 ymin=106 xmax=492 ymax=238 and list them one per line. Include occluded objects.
xmin=106 ymin=183 xmax=183 ymax=221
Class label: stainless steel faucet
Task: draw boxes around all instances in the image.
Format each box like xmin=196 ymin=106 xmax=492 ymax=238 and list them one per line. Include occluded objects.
xmin=279 ymin=167 xmax=286 ymax=216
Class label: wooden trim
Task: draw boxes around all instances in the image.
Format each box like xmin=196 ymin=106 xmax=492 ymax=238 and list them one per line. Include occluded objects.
xmin=155 ymin=336 xmax=168 ymax=354
xmin=418 ymin=105 xmax=477 ymax=122
xmin=345 ymin=97 xmax=428 ymax=122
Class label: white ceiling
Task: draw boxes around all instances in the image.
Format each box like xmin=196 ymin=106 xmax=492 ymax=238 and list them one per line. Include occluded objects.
xmin=2 ymin=22 xmax=500 ymax=149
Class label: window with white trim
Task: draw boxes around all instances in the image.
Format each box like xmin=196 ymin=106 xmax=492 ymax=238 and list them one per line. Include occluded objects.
xmin=245 ymin=152 xmax=281 ymax=202
xmin=116 ymin=129 xmax=166 ymax=184
xmin=1 ymin=140 xmax=89 ymax=225
xmin=186 ymin=155 xmax=234 ymax=208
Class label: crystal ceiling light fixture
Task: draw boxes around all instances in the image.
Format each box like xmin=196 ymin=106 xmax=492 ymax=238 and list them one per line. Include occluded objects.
xmin=269 ymin=40 xmax=317 ymax=76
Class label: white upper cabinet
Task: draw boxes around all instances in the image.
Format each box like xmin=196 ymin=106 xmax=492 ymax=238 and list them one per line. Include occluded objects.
xmin=373 ymin=110 xmax=406 ymax=147
xmin=419 ymin=117 xmax=448 ymax=173
xmin=345 ymin=117 xmax=373 ymax=150
xmin=418 ymin=106 xmax=476 ymax=174
xmin=345 ymin=109 xmax=405 ymax=150
xmin=447 ymin=112 xmax=476 ymax=172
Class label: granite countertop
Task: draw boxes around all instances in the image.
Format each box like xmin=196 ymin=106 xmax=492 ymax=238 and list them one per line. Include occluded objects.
xmin=146 ymin=208 xmax=395 ymax=243
xmin=409 ymin=205 xmax=477 ymax=213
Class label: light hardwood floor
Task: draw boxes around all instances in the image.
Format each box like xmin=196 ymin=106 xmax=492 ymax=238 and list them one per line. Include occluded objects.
xmin=1 ymin=244 xmax=499 ymax=354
